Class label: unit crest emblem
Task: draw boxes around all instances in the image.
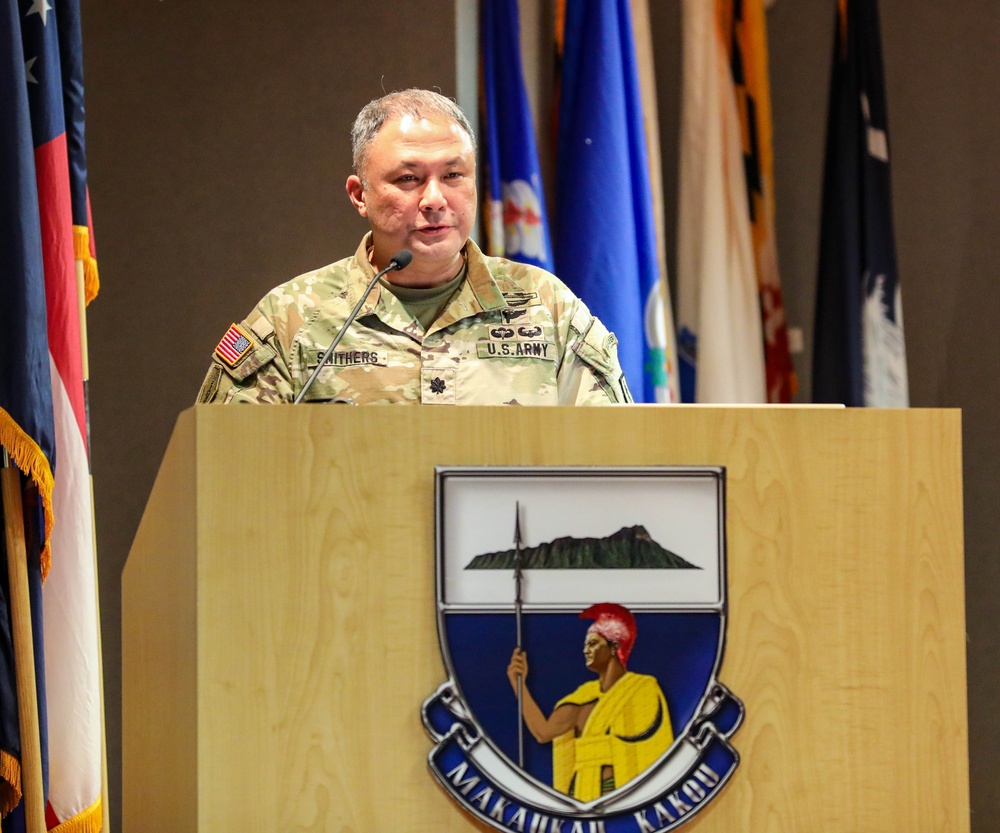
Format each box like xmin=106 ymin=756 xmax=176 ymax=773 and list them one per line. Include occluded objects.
xmin=423 ymin=468 xmax=743 ymax=833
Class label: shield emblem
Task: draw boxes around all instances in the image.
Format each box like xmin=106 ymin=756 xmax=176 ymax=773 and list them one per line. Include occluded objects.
xmin=423 ymin=467 xmax=743 ymax=833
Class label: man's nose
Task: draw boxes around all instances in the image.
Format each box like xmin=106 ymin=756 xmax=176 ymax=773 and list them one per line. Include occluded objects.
xmin=420 ymin=177 xmax=446 ymax=210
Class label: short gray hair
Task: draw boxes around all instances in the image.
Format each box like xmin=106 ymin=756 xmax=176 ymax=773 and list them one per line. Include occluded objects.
xmin=351 ymin=89 xmax=477 ymax=184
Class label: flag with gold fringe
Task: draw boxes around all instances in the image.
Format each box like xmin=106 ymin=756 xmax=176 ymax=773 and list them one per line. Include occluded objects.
xmin=1 ymin=0 xmax=104 ymax=830
xmin=0 ymin=0 xmax=53 ymax=816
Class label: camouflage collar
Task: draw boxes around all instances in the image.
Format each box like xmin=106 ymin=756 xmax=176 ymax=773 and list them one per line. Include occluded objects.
xmin=462 ymin=237 xmax=507 ymax=311
xmin=351 ymin=234 xmax=385 ymax=318
xmin=350 ymin=234 xmax=507 ymax=321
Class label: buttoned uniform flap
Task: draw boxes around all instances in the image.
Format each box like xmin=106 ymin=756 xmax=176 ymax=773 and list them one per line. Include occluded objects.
xmin=569 ymin=308 xmax=618 ymax=378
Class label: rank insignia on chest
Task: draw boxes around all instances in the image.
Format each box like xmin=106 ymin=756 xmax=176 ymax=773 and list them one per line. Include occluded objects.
xmin=214 ymin=323 xmax=254 ymax=368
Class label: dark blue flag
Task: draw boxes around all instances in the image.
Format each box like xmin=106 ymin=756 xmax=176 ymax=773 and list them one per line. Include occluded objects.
xmin=2 ymin=0 xmax=106 ymax=829
xmin=554 ymin=0 xmax=664 ymax=403
xmin=56 ymin=0 xmax=98 ymax=304
xmin=0 ymin=0 xmax=55 ymax=474
xmin=813 ymin=0 xmax=908 ymax=406
xmin=13 ymin=0 xmax=106 ymax=826
xmin=481 ymin=0 xmax=553 ymax=272
xmin=0 ymin=0 xmax=55 ymax=824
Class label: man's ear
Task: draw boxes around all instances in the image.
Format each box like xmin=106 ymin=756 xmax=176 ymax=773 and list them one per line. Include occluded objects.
xmin=346 ymin=175 xmax=367 ymax=217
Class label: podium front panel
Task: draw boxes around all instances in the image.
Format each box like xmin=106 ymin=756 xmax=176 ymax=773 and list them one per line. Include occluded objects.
xmin=123 ymin=405 xmax=968 ymax=832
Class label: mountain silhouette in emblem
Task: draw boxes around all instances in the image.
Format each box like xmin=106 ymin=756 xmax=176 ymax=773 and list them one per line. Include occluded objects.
xmin=465 ymin=525 xmax=699 ymax=570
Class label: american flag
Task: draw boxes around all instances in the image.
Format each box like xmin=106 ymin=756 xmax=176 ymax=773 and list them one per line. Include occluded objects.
xmin=215 ymin=324 xmax=253 ymax=366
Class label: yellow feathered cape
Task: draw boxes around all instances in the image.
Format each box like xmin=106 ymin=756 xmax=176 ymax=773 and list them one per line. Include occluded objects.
xmin=551 ymin=672 xmax=673 ymax=801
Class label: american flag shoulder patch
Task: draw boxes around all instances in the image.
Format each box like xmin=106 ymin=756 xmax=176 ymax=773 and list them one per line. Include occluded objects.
xmin=214 ymin=323 xmax=255 ymax=368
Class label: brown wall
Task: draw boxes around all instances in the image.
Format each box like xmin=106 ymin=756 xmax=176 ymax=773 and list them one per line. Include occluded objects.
xmin=82 ymin=1 xmax=998 ymax=830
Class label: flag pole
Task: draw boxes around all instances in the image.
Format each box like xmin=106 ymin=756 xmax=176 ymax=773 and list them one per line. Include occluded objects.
xmin=1 ymin=451 xmax=47 ymax=833
xmin=76 ymin=235 xmax=111 ymax=833
xmin=513 ymin=502 xmax=525 ymax=768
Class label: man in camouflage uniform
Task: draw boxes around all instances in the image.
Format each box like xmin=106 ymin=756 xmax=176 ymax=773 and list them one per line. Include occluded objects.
xmin=198 ymin=89 xmax=631 ymax=406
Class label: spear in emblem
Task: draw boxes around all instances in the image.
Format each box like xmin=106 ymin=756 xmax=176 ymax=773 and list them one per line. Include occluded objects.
xmin=513 ymin=501 xmax=525 ymax=768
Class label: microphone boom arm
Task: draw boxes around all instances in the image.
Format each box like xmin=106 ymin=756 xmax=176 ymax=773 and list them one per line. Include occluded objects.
xmin=293 ymin=250 xmax=412 ymax=404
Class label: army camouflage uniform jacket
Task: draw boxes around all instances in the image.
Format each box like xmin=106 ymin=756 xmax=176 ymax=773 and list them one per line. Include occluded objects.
xmin=197 ymin=236 xmax=632 ymax=406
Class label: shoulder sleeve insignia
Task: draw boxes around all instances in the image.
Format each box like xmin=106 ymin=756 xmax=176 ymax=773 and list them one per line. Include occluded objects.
xmin=214 ymin=323 xmax=255 ymax=368
xmin=571 ymin=312 xmax=618 ymax=378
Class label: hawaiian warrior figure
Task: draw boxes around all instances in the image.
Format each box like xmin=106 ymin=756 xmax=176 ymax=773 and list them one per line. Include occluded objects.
xmin=507 ymin=603 xmax=674 ymax=800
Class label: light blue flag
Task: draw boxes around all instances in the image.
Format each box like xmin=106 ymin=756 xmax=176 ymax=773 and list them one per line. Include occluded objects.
xmin=481 ymin=0 xmax=553 ymax=272
xmin=555 ymin=0 xmax=662 ymax=403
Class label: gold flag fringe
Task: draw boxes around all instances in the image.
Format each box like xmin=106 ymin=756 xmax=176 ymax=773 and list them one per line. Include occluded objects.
xmin=49 ymin=797 xmax=102 ymax=833
xmin=0 ymin=749 xmax=22 ymax=818
xmin=0 ymin=408 xmax=54 ymax=581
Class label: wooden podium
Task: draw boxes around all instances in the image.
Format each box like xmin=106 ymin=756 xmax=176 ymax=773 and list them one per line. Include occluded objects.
xmin=122 ymin=405 xmax=969 ymax=832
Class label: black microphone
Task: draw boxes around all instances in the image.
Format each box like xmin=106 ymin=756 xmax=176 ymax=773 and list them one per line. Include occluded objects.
xmin=391 ymin=249 xmax=413 ymax=270
xmin=293 ymin=249 xmax=412 ymax=404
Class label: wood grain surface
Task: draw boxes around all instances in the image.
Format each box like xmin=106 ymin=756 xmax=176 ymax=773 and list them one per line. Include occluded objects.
xmin=122 ymin=405 xmax=967 ymax=832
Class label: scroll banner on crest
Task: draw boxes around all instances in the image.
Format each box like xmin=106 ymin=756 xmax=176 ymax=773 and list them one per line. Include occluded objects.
xmin=424 ymin=684 xmax=741 ymax=833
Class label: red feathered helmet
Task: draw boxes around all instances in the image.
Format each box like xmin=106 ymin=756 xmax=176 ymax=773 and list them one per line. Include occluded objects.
xmin=580 ymin=603 xmax=637 ymax=668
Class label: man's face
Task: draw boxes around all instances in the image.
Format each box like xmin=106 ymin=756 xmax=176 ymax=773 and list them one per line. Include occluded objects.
xmin=346 ymin=113 xmax=477 ymax=278
xmin=583 ymin=631 xmax=616 ymax=673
